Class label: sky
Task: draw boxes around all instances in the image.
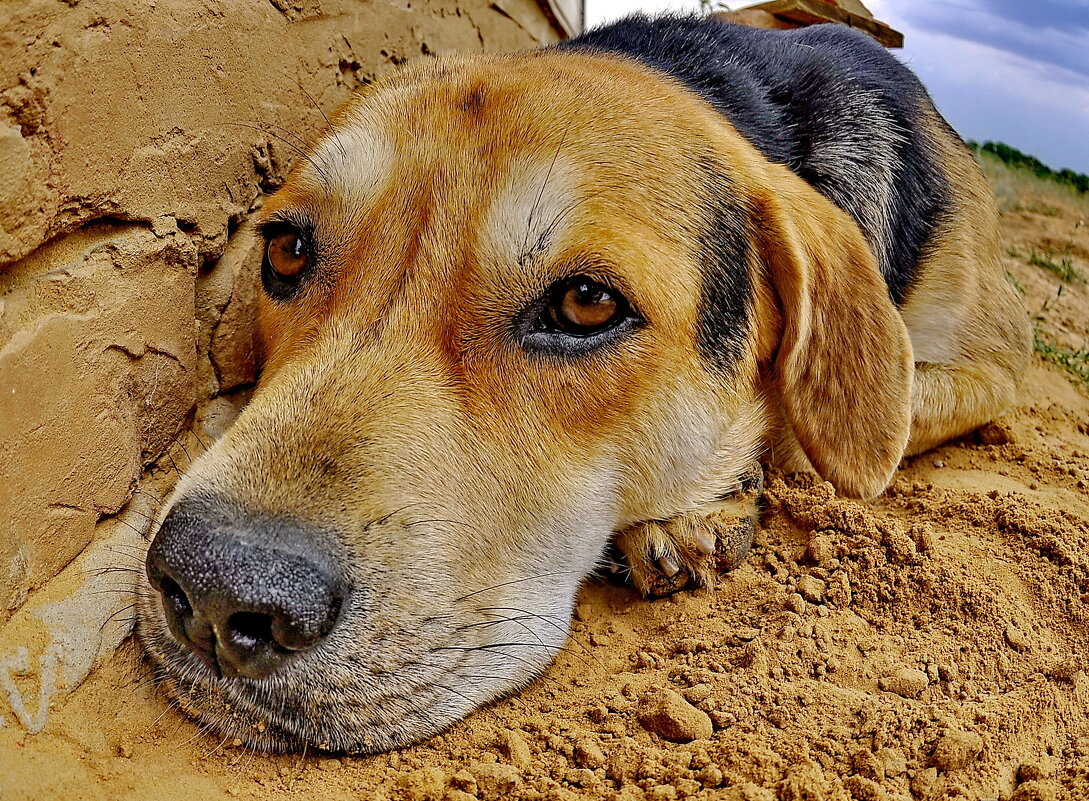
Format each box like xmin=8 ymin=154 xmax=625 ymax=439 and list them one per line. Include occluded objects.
xmin=583 ymin=0 xmax=1089 ymax=174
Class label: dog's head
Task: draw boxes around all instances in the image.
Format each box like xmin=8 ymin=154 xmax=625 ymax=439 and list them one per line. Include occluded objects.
xmin=137 ymin=50 xmax=911 ymax=752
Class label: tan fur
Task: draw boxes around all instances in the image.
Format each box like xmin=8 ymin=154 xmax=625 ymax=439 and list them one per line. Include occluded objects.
xmin=138 ymin=48 xmax=1031 ymax=753
xmin=898 ymin=108 xmax=1032 ymax=454
xmin=749 ymin=164 xmax=915 ymax=499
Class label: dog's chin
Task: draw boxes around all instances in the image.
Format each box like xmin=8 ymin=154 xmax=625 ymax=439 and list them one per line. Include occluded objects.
xmin=150 ymin=669 xmax=456 ymax=754
xmin=138 ymin=634 xmax=485 ymax=753
xmin=135 ymin=592 xmax=554 ymax=754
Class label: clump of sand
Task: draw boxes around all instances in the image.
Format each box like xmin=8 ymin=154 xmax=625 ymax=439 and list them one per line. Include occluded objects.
xmin=3 ymin=163 xmax=1088 ymax=801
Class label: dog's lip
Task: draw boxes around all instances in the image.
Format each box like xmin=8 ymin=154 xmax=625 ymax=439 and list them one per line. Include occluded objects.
xmin=153 ymin=648 xmax=479 ymax=753
xmin=138 ymin=595 xmax=482 ymax=751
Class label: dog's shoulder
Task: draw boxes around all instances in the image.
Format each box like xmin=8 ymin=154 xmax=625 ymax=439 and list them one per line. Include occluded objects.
xmin=556 ymin=15 xmax=954 ymax=306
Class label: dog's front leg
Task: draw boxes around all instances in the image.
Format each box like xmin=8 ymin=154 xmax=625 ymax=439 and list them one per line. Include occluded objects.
xmin=612 ymin=464 xmax=763 ymax=598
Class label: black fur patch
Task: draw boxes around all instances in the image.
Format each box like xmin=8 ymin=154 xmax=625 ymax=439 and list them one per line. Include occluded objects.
xmin=557 ymin=15 xmax=953 ymax=306
xmin=694 ymin=163 xmax=752 ymax=374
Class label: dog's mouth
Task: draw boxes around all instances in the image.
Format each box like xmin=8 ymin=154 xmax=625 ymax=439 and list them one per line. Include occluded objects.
xmin=135 ymin=575 xmax=570 ymax=753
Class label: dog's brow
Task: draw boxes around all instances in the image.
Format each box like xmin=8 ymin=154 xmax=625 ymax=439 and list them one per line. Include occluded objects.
xmin=485 ymin=155 xmax=578 ymax=268
xmin=308 ymin=123 xmax=394 ymax=198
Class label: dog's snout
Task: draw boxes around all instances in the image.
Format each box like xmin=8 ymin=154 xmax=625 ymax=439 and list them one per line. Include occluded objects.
xmin=145 ymin=496 xmax=344 ymax=680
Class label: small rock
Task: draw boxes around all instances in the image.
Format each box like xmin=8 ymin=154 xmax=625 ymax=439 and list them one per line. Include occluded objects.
xmin=978 ymin=421 xmax=1013 ymax=445
xmin=786 ymin=593 xmax=807 ymax=614
xmin=684 ymin=684 xmax=711 ymax=704
xmin=938 ymin=662 xmax=960 ymax=682
xmin=876 ymin=748 xmax=907 ymax=777
xmin=709 ymin=710 xmax=735 ymax=729
xmin=779 ymin=760 xmax=831 ymax=800
xmin=1010 ymin=781 xmax=1058 ymax=801
xmin=932 ymin=730 xmax=984 ymax=771
xmin=499 ymin=729 xmax=533 ymax=769
xmin=883 ymin=530 xmax=918 ymax=564
xmin=638 ymin=688 xmax=714 ymax=742
xmin=1046 ymin=658 xmax=1079 ymax=683
xmin=879 ymin=667 xmax=929 ymax=698
xmin=696 ymin=764 xmax=724 ymax=787
xmin=650 ymin=786 xmax=678 ymax=801
xmin=911 ymin=767 xmax=942 ymax=799
xmin=843 ymin=774 xmax=888 ymax=800
xmin=470 ymin=761 xmax=521 ymax=799
xmin=450 ymin=769 xmax=477 ymax=795
xmin=806 ymin=535 xmax=836 ymax=567
xmin=797 ymin=575 xmax=826 ymax=603
xmin=852 ymin=749 xmax=885 ymax=779
xmin=396 ymin=767 xmax=447 ymax=801
xmin=675 ymin=777 xmax=701 ymax=797
xmin=733 ymin=626 xmax=761 ymax=642
xmin=317 ymin=758 xmax=342 ymax=771
xmin=932 ymin=459 xmax=945 ymax=468
xmin=1005 ymin=623 xmax=1029 ymax=651
xmin=565 ymin=767 xmax=597 ymax=787
xmin=574 ymin=738 xmax=605 ymax=769
xmin=1019 ymin=758 xmax=1055 ymax=782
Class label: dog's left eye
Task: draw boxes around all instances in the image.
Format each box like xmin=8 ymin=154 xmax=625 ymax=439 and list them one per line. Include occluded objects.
xmin=266 ymin=232 xmax=308 ymax=280
xmin=261 ymin=227 xmax=312 ymax=302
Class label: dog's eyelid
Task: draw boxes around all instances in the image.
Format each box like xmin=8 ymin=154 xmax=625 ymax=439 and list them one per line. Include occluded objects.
xmin=258 ymin=214 xmax=314 ymax=242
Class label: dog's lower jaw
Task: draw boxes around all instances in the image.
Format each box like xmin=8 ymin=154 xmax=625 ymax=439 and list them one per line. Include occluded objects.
xmin=136 ymin=582 xmax=567 ymax=753
xmin=614 ymin=463 xmax=764 ymax=598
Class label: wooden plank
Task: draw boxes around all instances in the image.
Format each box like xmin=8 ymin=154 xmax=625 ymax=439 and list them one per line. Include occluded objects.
xmin=713 ymin=9 xmax=798 ymax=30
xmin=540 ymin=0 xmax=582 ymax=37
xmin=740 ymin=0 xmax=904 ymax=47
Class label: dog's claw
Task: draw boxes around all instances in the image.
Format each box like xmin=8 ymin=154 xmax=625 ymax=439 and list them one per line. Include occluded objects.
xmin=611 ymin=464 xmax=764 ymax=598
xmin=658 ymin=555 xmax=682 ymax=577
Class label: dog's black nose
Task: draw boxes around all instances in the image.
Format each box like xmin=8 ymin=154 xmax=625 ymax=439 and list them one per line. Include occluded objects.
xmin=145 ymin=495 xmax=345 ymax=680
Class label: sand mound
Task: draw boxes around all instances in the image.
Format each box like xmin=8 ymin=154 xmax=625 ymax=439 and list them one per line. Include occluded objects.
xmin=3 ymin=166 xmax=1088 ymax=801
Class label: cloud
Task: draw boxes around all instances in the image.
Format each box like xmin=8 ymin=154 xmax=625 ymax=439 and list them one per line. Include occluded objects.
xmin=979 ymin=0 xmax=1089 ymax=34
xmin=584 ymin=0 xmax=1089 ymax=172
xmin=876 ymin=1 xmax=1089 ymax=172
xmin=894 ymin=0 xmax=1089 ymax=83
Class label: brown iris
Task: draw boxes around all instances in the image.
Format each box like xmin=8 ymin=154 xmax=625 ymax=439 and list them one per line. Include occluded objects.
xmin=266 ymin=232 xmax=308 ymax=279
xmin=547 ymin=278 xmax=624 ymax=335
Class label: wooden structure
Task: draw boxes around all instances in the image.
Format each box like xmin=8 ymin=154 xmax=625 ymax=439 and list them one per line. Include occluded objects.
xmin=715 ymin=0 xmax=904 ymax=48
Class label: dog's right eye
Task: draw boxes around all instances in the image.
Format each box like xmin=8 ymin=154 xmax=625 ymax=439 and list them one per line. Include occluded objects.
xmin=261 ymin=227 xmax=312 ymax=302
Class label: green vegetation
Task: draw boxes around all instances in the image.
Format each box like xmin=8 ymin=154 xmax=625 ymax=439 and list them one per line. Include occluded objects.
xmin=1028 ymin=245 xmax=1083 ymax=282
xmin=967 ymin=140 xmax=1089 ymax=195
xmin=1034 ymin=332 xmax=1089 ymax=390
xmin=1005 ymin=270 xmax=1025 ymax=296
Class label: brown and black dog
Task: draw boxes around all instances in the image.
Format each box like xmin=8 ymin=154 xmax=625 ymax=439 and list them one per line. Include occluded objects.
xmin=137 ymin=15 xmax=1031 ymax=752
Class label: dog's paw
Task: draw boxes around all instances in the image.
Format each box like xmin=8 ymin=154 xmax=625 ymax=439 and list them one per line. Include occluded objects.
xmin=611 ymin=465 xmax=763 ymax=598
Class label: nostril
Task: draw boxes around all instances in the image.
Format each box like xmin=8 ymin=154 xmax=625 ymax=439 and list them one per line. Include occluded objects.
xmin=160 ymin=576 xmax=193 ymax=620
xmin=227 ymin=612 xmax=276 ymax=650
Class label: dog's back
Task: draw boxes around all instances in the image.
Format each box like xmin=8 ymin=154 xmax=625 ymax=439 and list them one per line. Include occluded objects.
xmin=559 ymin=15 xmax=949 ymax=305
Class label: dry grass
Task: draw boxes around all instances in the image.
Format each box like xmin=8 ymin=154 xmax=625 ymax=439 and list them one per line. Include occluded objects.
xmin=982 ymin=152 xmax=1089 ymax=391
xmin=979 ymin=150 xmax=1089 ymax=218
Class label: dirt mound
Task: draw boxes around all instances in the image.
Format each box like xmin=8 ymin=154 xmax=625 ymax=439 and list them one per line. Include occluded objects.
xmin=3 ymin=168 xmax=1089 ymax=801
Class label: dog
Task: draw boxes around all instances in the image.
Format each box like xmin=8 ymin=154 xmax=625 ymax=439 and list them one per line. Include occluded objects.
xmin=136 ymin=15 xmax=1031 ymax=753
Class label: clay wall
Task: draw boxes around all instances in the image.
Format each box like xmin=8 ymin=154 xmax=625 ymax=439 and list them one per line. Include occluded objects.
xmin=0 ymin=0 xmax=558 ymax=733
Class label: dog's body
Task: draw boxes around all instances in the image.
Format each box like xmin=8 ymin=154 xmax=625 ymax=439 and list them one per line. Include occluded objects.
xmin=137 ymin=16 xmax=1031 ymax=752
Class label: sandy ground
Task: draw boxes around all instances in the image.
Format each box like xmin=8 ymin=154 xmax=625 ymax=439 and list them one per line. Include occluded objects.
xmin=3 ymin=164 xmax=1089 ymax=801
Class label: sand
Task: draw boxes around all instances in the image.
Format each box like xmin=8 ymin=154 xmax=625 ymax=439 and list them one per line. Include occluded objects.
xmin=2 ymin=165 xmax=1088 ymax=801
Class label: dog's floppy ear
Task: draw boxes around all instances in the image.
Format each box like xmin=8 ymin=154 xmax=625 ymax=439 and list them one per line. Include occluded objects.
xmin=754 ymin=177 xmax=914 ymax=499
